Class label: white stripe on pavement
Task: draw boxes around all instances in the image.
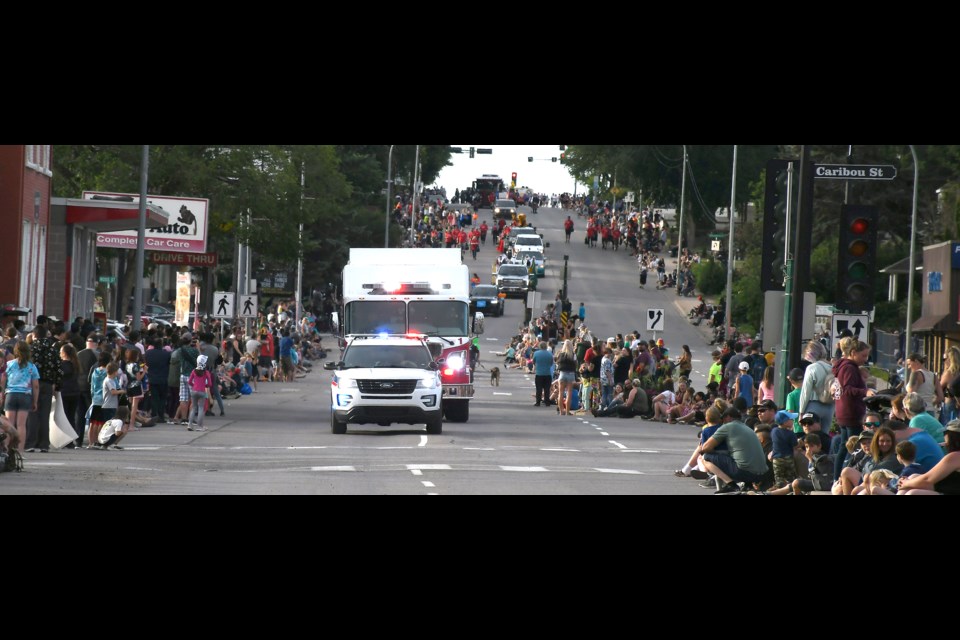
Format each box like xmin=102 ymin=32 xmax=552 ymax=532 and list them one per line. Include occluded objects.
xmin=419 ymin=436 xmax=428 ymax=447
xmin=406 ymin=464 xmax=452 ymax=471
xmin=411 ymin=469 xmax=423 ymax=476
xmin=422 ymin=481 xmax=436 ymax=488
xmin=609 ymin=441 xmax=628 ymax=449
xmin=500 ymin=466 xmax=548 ymax=472
xmin=595 ymin=468 xmax=644 ymax=475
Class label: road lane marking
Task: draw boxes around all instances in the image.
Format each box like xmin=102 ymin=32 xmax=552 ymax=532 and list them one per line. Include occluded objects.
xmin=419 ymin=436 xmax=428 ymax=447
xmin=463 ymin=447 xmax=496 ymax=451
xmin=310 ymin=466 xmax=357 ymax=471
xmin=595 ymin=468 xmax=644 ymax=475
xmin=620 ymin=449 xmax=661 ymax=454
xmin=492 ymin=392 xmax=513 ymax=396
xmin=26 ymin=462 xmax=65 ymax=466
xmin=609 ymin=441 xmax=628 ymax=449
xmin=406 ymin=464 xmax=452 ymax=470
xmin=500 ymin=466 xmax=548 ymax=472
xmin=541 ymin=448 xmax=580 ymax=452
xmin=422 ymin=481 xmax=436 ymax=488
xmin=600 ymin=432 xmax=609 ymax=436
xmin=411 ymin=469 xmax=423 ymax=476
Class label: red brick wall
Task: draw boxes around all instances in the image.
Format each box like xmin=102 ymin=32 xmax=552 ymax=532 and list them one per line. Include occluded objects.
xmin=0 ymin=145 xmax=24 ymax=305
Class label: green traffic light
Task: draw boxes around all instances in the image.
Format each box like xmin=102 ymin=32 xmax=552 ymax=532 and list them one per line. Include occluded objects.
xmin=848 ymin=261 xmax=868 ymax=280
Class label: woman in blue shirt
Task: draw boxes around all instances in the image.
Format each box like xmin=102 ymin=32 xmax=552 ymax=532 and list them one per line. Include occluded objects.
xmin=1 ymin=341 xmax=40 ymax=454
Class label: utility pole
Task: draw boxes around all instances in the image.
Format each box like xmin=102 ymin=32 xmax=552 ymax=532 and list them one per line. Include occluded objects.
xmin=410 ymin=144 xmax=420 ymax=246
xmin=725 ymin=145 xmax=738 ymax=342
xmin=132 ymin=144 xmax=149 ymax=332
xmin=385 ymin=144 xmax=394 ymax=248
xmin=676 ymin=145 xmax=688 ymax=292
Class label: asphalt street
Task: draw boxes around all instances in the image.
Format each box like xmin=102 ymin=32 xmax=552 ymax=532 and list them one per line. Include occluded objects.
xmin=4 ymin=206 xmax=720 ymax=494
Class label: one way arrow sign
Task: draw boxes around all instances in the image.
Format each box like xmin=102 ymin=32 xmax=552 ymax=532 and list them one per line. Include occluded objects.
xmin=832 ymin=313 xmax=870 ymax=355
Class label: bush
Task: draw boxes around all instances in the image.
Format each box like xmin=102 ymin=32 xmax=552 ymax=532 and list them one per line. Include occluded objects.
xmin=691 ymin=259 xmax=726 ymax=296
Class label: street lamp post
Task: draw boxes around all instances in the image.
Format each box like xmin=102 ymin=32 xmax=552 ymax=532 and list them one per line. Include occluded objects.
xmin=905 ymin=145 xmax=919 ymax=356
xmin=675 ymin=145 xmax=687 ymax=292
xmin=385 ymin=144 xmax=394 ymax=248
xmin=410 ymin=144 xmax=420 ymax=246
xmin=725 ymin=145 xmax=738 ymax=342
xmin=296 ymin=163 xmax=305 ymax=330
xmin=132 ymin=144 xmax=149 ymax=332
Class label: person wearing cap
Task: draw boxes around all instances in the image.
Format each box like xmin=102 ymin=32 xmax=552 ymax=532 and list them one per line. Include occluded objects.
xmin=75 ymin=333 xmax=101 ymax=444
xmin=186 ymin=354 xmax=213 ymax=432
xmin=799 ymin=413 xmax=832 ymax=452
xmin=904 ymin=353 xmax=943 ymax=418
xmin=769 ymin=410 xmax=800 ymax=488
xmin=699 ymin=404 xmax=771 ymax=493
xmin=733 ymin=359 xmax=755 ymax=408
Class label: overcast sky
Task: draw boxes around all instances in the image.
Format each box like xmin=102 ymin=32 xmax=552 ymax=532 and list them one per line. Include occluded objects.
xmin=434 ymin=145 xmax=588 ymax=197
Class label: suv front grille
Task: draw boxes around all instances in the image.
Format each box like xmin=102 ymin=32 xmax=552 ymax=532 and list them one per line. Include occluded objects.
xmin=358 ymin=380 xmax=418 ymax=394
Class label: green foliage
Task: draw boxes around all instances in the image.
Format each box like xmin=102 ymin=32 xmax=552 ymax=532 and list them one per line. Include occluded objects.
xmin=50 ymin=144 xmax=452 ymax=296
xmin=691 ymin=259 xmax=726 ymax=296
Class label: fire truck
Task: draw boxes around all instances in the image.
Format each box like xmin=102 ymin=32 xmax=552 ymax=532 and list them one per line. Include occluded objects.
xmin=473 ymin=175 xmax=505 ymax=209
xmin=340 ymin=248 xmax=480 ymax=422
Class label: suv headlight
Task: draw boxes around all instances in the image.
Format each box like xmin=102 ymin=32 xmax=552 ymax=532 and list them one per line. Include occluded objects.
xmin=333 ymin=374 xmax=357 ymax=388
xmin=417 ymin=375 xmax=440 ymax=389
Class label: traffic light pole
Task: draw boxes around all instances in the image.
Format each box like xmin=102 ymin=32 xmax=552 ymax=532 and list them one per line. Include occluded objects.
xmin=789 ymin=145 xmax=814 ymax=371
xmin=775 ymin=162 xmax=795 ymax=408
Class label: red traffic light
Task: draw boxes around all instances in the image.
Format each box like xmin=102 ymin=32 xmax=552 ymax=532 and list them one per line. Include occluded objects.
xmin=511 ymin=172 xmax=517 ymax=181
xmin=850 ymin=217 xmax=869 ymax=235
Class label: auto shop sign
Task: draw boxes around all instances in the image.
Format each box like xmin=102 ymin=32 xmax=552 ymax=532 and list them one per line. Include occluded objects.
xmin=85 ymin=191 xmax=210 ymax=254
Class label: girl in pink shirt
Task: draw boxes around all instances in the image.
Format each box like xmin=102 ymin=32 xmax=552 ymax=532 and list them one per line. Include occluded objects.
xmin=187 ymin=354 xmax=213 ymax=432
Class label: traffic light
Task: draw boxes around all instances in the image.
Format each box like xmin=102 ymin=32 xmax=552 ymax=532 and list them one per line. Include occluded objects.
xmin=528 ymin=157 xmax=533 ymax=163
xmin=760 ymin=159 xmax=799 ymax=292
xmin=450 ymin=147 xmax=463 ymax=154
xmin=469 ymin=147 xmax=475 ymax=158
xmin=560 ymin=153 xmax=566 ymax=164
xmin=559 ymin=145 xmax=566 ymax=151
xmin=552 ymin=157 xmax=557 ymax=162
xmin=511 ymin=172 xmax=517 ymax=187
xmin=836 ymin=204 xmax=879 ymax=313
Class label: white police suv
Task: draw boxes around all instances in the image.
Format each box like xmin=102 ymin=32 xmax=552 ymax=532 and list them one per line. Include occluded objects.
xmin=324 ymin=334 xmax=443 ymax=434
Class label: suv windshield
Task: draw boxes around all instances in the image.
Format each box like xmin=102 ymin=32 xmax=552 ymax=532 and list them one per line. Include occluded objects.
xmin=516 ymin=236 xmax=542 ymax=246
xmin=499 ymin=266 xmax=528 ymax=277
xmin=496 ymin=200 xmax=515 ymax=208
xmin=408 ymin=301 xmax=468 ymax=337
xmin=472 ymin=285 xmax=498 ymax=297
xmin=343 ymin=345 xmax=433 ymax=369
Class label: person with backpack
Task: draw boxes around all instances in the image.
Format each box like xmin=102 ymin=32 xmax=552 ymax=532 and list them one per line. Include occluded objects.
xmin=799 ymin=340 xmax=835 ymax=436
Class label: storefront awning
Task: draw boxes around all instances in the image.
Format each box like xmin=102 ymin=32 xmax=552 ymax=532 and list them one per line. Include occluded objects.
xmin=912 ymin=313 xmax=952 ymax=332
xmin=54 ymin=197 xmax=171 ymax=232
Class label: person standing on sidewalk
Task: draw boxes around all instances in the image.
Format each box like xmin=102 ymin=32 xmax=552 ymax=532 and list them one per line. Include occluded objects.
xmin=187 ymin=355 xmax=214 ymax=432
xmin=1 ymin=341 xmax=39 ymax=454
xmin=533 ymin=341 xmax=554 ymax=407
xmin=200 ymin=332 xmax=225 ymax=416
xmin=25 ymin=325 xmax=61 ymax=453
xmin=145 ymin=338 xmax=170 ymax=423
